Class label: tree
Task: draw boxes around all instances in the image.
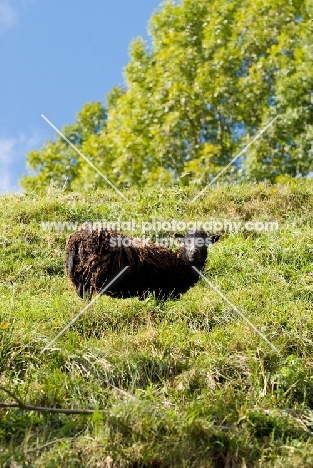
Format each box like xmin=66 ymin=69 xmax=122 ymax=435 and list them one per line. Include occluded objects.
xmin=21 ymin=102 xmax=107 ymax=192
xmin=21 ymin=0 xmax=313 ymax=192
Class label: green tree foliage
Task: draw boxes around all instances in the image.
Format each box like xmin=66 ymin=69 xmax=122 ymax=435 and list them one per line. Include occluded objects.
xmin=21 ymin=0 xmax=313 ymax=192
xmin=21 ymin=102 xmax=107 ymax=191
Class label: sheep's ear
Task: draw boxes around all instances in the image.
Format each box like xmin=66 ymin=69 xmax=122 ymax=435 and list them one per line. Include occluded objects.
xmin=174 ymin=233 xmax=185 ymax=243
xmin=209 ymin=235 xmax=220 ymax=244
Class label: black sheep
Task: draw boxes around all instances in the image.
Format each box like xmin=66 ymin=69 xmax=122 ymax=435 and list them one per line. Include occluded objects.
xmin=65 ymin=228 xmax=219 ymax=300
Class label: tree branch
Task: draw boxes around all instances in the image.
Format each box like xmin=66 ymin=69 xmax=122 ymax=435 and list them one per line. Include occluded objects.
xmin=0 ymin=385 xmax=103 ymax=415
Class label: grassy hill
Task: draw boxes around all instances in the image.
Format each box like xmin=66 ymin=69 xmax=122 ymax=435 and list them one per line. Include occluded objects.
xmin=0 ymin=181 xmax=313 ymax=467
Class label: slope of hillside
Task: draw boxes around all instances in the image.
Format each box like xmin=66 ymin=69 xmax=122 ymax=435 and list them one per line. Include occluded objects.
xmin=0 ymin=181 xmax=313 ymax=467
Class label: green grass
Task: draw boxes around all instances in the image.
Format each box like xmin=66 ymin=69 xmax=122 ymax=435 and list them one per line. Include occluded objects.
xmin=0 ymin=181 xmax=313 ymax=467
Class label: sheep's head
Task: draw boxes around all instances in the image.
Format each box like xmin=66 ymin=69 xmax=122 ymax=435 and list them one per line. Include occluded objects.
xmin=175 ymin=230 xmax=220 ymax=265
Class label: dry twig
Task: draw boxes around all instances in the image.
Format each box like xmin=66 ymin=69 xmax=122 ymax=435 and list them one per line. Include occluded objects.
xmin=0 ymin=385 xmax=103 ymax=415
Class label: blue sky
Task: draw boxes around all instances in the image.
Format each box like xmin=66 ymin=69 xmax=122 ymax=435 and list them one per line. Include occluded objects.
xmin=0 ymin=0 xmax=163 ymax=194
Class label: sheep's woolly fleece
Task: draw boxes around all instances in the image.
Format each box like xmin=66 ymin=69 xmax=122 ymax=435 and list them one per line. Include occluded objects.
xmin=65 ymin=228 xmax=219 ymax=300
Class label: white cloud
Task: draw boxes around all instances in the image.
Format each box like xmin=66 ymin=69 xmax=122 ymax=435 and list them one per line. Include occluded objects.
xmin=0 ymin=1 xmax=19 ymax=34
xmin=0 ymin=138 xmax=17 ymax=193
xmin=0 ymin=134 xmax=43 ymax=194
xmin=0 ymin=138 xmax=15 ymax=163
